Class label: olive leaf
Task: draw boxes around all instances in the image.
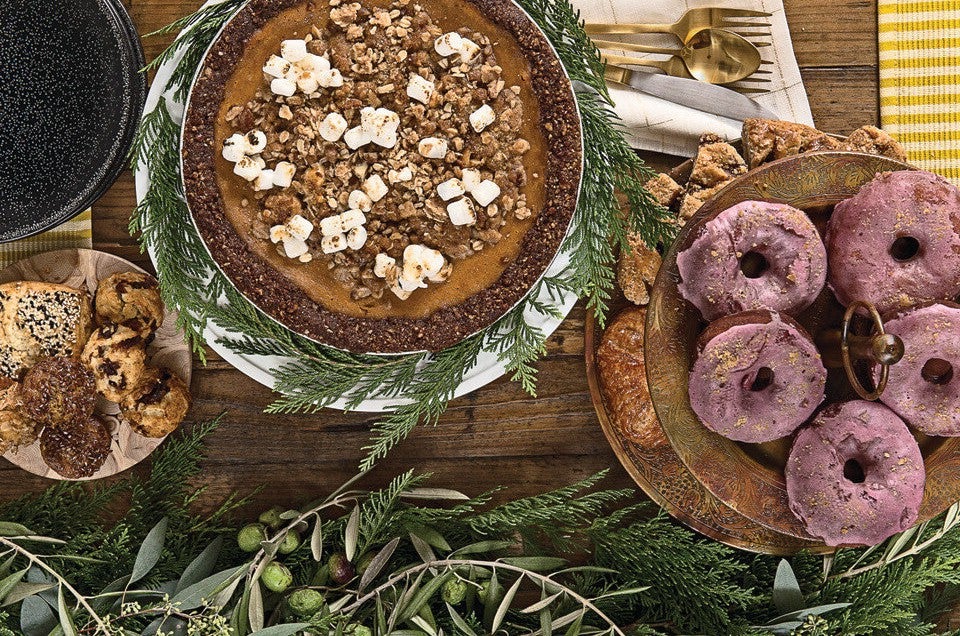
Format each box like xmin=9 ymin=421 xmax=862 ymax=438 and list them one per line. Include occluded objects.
xmin=452 ymin=540 xmax=514 ymax=556
xmin=20 ymin=594 xmax=57 ymax=636
xmin=1 ymin=582 xmax=56 ymax=607
xmin=130 ymin=517 xmax=169 ymax=585
xmin=446 ymin=603 xmax=479 ymax=636
xmin=310 ymin=515 xmax=323 ymax=562
xmin=56 ymin=585 xmax=79 ymax=636
xmin=406 ymin=524 xmax=451 ymax=552
xmin=772 ymin=559 xmax=804 ymax=615
xmin=344 ymin=506 xmax=360 ymax=562
xmin=564 ymin=611 xmax=584 ymax=636
xmin=500 ymin=557 xmax=567 ymax=572
xmin=177 ymin=537 xmax=223 ymax=593
xmin=0 ymin=567 xmax=27 ymax=604
xmin=492 ymin=575 xmax=524 ymax=633
xmin=248 ymin=580 xmax=265 ymax=632
xmin=400 ymin=488 xmax=470 ymax=501
xmin=521 ymin=592 xmax=563 ymax=614
xmin=247 ymin=624 xmax=311 ymax=636
xmin=0 ymin=523 xmax=32 ymax=537
xmin=482 ymin=571 xmax=503 ymax=630
xmin=398 ymin=570 xmax=452 ymax=623
xmin=170 ymin=565 xmax=245 ymax=610
xmin=409 ymin=532 xmax=437 ymax=564
xmin=358 ymin=537 xmax=401 ymax=592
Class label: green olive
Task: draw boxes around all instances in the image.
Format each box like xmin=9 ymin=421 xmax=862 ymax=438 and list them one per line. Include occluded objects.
xmin=442 ymin=579 xmax=468 ymax=605
xmin=287 ymin=588 xmax=325 ymax=616
xmin=278 ymin=531 xmax=301 ymax=555
xmin=258 ymin=507 xmax=284 ymax=529
xmin=237 ymin=524 xmax=268 ymax=553
xmin=262 ymin=562 xmax=294 ymax=593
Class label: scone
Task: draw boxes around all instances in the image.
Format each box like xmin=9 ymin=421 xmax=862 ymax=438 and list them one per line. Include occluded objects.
xmin=0 ymin=281 xmax=93 ymax=379
xmin=95 ymin=272 xmax=164 ymax=337
xmin=19 ymin=357 xmax=97 ymax=427
xmin=677 ymin=134 xmax=747 ymax=220
xmin=0 ymin=378 xmax=37 ymax=454
xmin=40 ymin=416 xmax=112 ymax=479
xmin=81 ymin=325 xmax=149 ymax=403
xmin=121 ymin=368 xmax=191 ymax=438
xmin=741 ymin=119 xmax=841 ymax=168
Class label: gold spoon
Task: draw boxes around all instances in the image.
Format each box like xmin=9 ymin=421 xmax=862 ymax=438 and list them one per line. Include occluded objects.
xmin=594 ymin=27 xmax=764 ymax=84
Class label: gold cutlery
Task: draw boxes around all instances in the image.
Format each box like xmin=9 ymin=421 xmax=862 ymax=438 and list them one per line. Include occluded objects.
xmin=585 ymin=6 xmax=772 ymax=44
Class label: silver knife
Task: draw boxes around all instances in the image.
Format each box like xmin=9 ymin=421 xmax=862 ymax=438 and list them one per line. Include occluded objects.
xmin=605 ymin=67 xmax=779 ymax=121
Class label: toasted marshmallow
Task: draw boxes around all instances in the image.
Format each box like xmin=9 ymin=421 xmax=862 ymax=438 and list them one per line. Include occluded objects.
xmin=318 ymin=68 xmax=344 ymax=88
xmin=471 ymin=179 xmax=501 ymax=207
xmin=344 ymin=126 xmax=371 ymax=150
xmin=427 ymin=262 xmax=452 ymax=283
xmin=362 ymin=175 xmax=388 ymax=202
xmin=446 ymin=198 xmax=476 ymax=226
xmin=244 ymin=130 xmax=268 ymax=154
xmin=461 ymin=168 xmax=481 ymax=193
xmin=254 ymin=169 xmax=275 ymax=191
xmin=347 ymin=190 xmax=372 ymax=212
xmin=263 ymin=55 xmax=292 ymax=79
xmin=388 ymin=166 xmax=414 ymax=183
xmin=435 ymin=32 xmax=463 ymax=56
xmin=390 ymin=285 xmax=413 ymax=300
xmin=340 ymin=208 xmax=366 ymax=231
xmin=297 ymin=71 xmax=320 ymax=94
xmin=360 ymin=107 xmax=401 ymax=148
xmin=420 ymin=249 xmax=445 ymax=277
xmin=346 ymin=226 xmax=367 ymax=250
xmin=283 ymin=237 xmax=310 ymax=259
xmin=318 ymin=112 xmax=348 ymax=142
xmin=398 ymin=270 xmax=427 ymax=291
xmin=319 ymin=215 xmax=344 ymax=237
xmin=418 ymin=137 xmax=448 ymax=159
xmin=437 ymin=178 xmax=465 ymax=201
xmin=269 ymin=225 xmax=289 ymax=244
xmin=222 ymin=134 xmax=246 ymax=163
xmin=469 ymin=104 xmax=496 ymax=133
xmin=286 ymin=214 xmax=314 ymax=240
xmin=234 ymin=156 xmax=262 ymax=181
xmin=373 ymin=253 xmax=397 ymax=278
xmin=271 ymin=77 xmax=297 ymax=97
xmin=406 ymin=74 xmax=435 ymax=104
xmin=459 ymin=37 xmax=481 ymax=62
xmin=299 ymin=253 xmax=314 ymax=263
xmin=321 ymin=233 xmax=348 ymax=254
xmin=298 ymin=53 xmax=331 ymax=74
xmin=280 ymin=39 xmax=308 ymax=63
xmin=273 ymin=162 xmax=296 ymax=188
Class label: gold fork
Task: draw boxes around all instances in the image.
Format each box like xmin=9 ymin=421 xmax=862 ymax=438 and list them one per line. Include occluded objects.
xmin=585 ymin=7 xmax=772 ymax=45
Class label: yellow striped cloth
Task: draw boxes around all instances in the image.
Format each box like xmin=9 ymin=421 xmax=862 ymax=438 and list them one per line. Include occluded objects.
xmin=879 ymin=0 xmax=960 ymax=184
xmin=0 ymin=210 xmax=93 ymax=269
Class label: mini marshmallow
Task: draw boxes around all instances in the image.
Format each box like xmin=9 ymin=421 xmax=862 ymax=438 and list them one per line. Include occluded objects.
xmin=427 ymin=262 xmax=452 ymax=283
xmin=374 ymin=253 xmax=397 ymax=278
xmin=346 ymin=226 xmax=367 ymax=250
xmin=280 ymin=39 xmax=308 ymax=63
xmin=406 ymin=74 xmax=435 ymax=104
xmin=344 ymin=126 xmax=371 ymax=150
xmin=321 ymin=234 xmax=348 ymax=254
xmin=286 ymin=214 xmax=314 ymax=240
xmin=318 ymin=69 xmax=344 ymax=88
xmin=269 ymin=225 xmax=288 ymax=244
xmin=297 ymin=71 xmax=320 ymax=94
xmin=340 ymin=209 xmax=366 ymax=231
xmin=461 ymin=168 xmax=481 ymax=193
xmin=398 ymin=271 xmax=427 ymax=291
xmin=363 ymin=175 xmax=388 ymax=202
xmin=272 ymin=162 xmax=296 ymax=188
xmin=361 ymin=107 xmax=401 ymax=148
xmin=420 ymin=248 xmax=445 ymax=277
xmin=459 ymin=38 xmax=481 ymax=62
xmin=234 ymin=156 xmax=262 ymax=181
xmin=469 ymin=104 xmax=496 ymax=133
xmin=391 ymin=285 xmax=413 ymax=300
xmin=263 ymin=55 xmax=292 ymax=78
xmin=319 ymin=112 xmax=348 ymax=142
xmin=471 ymin=179 xmax=501 ymax=207
xmin=299 ymin=253 xmax=313 ymax=263
xmin=418 ymin=137 xmax=448 ymax=159
xmin=435 ymin=32 xmax=463 ymax=56
xmin=222 ymin=134 xmax=246 ymax=163
xmin=348 ymin=190 xmax=373 ymax=212
xmin=283 ymin=237 xmax=310 ymax=259
xmin=244 ymin=130 xmax=268 ymax=154
xmin=447 ymin=198 xmax=476 ymax=226
xmin=254 ymin=170 xmax=275 ymax=191
xmin=388 ymin=167 xmax=414 ymax=183
xmin=437 ymin=178 xmax=465 ymax=201
xmin=298 ymin=53 xmax=331 ymax=74
xmin=271 ymin=77 xmax=297 ymax=97
xmin=319 ymin=215 xmax=344 ymax=237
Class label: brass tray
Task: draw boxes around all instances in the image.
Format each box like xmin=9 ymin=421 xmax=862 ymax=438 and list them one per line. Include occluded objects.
xmin=646 ymin=151 xmax=960 ymax=542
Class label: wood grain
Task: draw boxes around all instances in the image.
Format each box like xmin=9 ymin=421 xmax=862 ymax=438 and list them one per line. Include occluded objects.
xmin=0 ymin=1 xmax=883 ymax=516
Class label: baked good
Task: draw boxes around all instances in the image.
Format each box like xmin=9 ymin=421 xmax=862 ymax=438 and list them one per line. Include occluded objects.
xmin=742 ymin=119 xmax=842 ymax=169
xmin=688 ymin=310 xmax=826 ymax=443
xmin=841 ymin=125 xmax=907 ymax=162
xmin=0 ymin=281 xmax=93 ymax=379
xmin=0 ymin=379 xmax=37 ymax=454
xmin=121 ymin=368 xmax=191 ymax=438
xmin=181 ymin=0 xmax=581 ymax=353
xmin=39 ymin=416 xmax=112 ymax=479
xmin=677 ymin=200 xmax=827 ymax=321
xmin=617 ymin=234 xmax=661 ymax=306
xmin=826 ymin=170 xmax=960 ymax=314
xmin=677 ymin=134 xmax=747 ymax=220
xmin=786 ymin=400 xmax=925 ymax=546
xmin=95 ymin=271 xmax=164 ymax=337
xmin=878 ymin=303 xmax=960 ymax=435
xmin=80 ymin=324 xmax=149 ymax=403
xmin=644 ymin=173 xmax=682 ymax=209
xmin=19 ymin=357 xmax=97 ymax=427
xmin=596 ymin=307 xmax=664 ymax=448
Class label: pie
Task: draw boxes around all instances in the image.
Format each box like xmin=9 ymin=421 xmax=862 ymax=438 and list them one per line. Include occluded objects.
xmin=182 ymin=0 xmax=582 ymax=353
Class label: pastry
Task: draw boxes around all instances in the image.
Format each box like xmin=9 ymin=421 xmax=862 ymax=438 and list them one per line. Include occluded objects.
xmin=95 ymin=271 xmax=164 ymax=337
xmin=688 ymin=310 xmax=826 ymax=443
xmin=617 ymin=234 xmax=661 ymax=307
xmin=80 ymin=324 xmax=149 ymax=403
xmin=786 ymin=400 xmax=925 ymax=546
xmin=677 ymin=133 xmax=747 ymax=220
xmin=0 ymin=379 xmax=37 ymax=454
xmin=677 ymin=200 xmax=827 ymax=321
xmin=826 ymin=170 xmax=960 ymax=314
xmin=181 ymin=0 xmax=581 ymax=353
xmin=19 ymin=357 xmax=97 ymax=427
xmin=741 ymin=118 xmax=842 ymax=169
xmin=121 ymin=368 xmax=191 ymax=438
xmin=39 ymin=416 xmax=112 ymax=479
xmin=841 ymin=125 xmax=907 ymax=162
xmin=879 ymin=303 xmax=960 ymax=436
xmin=0 ymin=281 xmax=93 ymax=379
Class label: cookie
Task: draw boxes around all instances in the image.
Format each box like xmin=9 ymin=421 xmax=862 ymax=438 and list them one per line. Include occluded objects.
xmin=121 ymin=368 xmax=191 ymax=438
xmin=39 ymin=416 xmax=112 ymax=479
xmin=95 ymin=272 xmax=164 ymax=337
xmin=0 ymin=378 xmax=37 ymax=454
xmin=20 ymin=357 xmax=97 ymax=427
xmin=80 ymin=324 xmax=149 ymax=403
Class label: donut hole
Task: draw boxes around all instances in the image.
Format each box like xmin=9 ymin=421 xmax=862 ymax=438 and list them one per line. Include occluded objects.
xmin=889 ymin=236 xmax=921 ymax=262
xmin=843 ymin=458 xmax=866 ymax=484
xmin=922 ymin=358 xmax=954 ymax=385
xmin=739 ymin=251 xmax=770 ymax=279
xmin=745 ymin=367 xmax=774 ymax=391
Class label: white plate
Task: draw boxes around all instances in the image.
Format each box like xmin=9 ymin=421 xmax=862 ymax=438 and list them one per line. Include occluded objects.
xmin=133 ymin=3 xmax=579 ymax=413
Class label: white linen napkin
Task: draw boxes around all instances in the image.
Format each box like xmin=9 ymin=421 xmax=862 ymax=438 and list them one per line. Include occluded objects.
xmin=569 ymin=0 xmax=814 ymax=156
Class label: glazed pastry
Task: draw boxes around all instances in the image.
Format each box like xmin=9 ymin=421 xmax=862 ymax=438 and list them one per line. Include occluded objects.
xmin=786 ymin=400 xmax=924 ymax=546
xmin=878 ymin=303 xmax=960 ymax=435
xmin=826 ymin=170 xmax=960 ymax=314
xmin=121 ymin=368 xmax=191 ymax=438
xmin=39 ymin=416 xmax=112 ymax=479
xmin=19 ymin=357 xmax=97 ymax=427
xmin=80 ymin=324 xmax=149 ymax=403
xmin=688 ymin=310 xmax=826 ymax=443
xmin=95 ymin=271 xmax=164 ymax=337
xmin=0 ymin=379 xmax=37 ymax=454
xmin=677 ymin=200 xmax=827 ymax=321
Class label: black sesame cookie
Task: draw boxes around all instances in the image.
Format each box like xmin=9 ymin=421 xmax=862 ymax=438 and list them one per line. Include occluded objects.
xmin=95 ymin=272 xmax=164 ymax=337
xmin=80 ymin=324 xmax=149 ymax=403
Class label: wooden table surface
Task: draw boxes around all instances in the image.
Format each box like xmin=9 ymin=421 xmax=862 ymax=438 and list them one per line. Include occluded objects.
xmin=0 ymin=0 xmax=881 ymax=514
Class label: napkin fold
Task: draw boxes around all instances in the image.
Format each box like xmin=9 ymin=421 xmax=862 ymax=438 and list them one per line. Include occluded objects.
xmin=878 ymin=0 xmax=960 ymax=185
xmin=569 ymin=0 xmax=814 ymax=156
xmin=0 ymin=209 xmax=93 ymax=269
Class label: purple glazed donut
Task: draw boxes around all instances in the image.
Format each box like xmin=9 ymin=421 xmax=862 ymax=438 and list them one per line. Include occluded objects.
xmin=786 ymin=400 xmax=925 ymax=546
xmin=688 ymin=310 xmax=827 ymax=443
xmin=677 ymin=201 xmax=827 ymax=322
xmin=826 ymin=170 xmax=960 ymax=314
xmin=878 ymin=303 xmax=960 ymax=436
